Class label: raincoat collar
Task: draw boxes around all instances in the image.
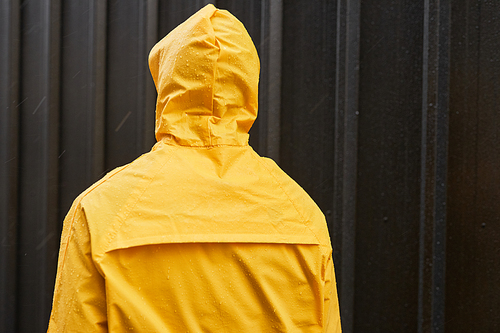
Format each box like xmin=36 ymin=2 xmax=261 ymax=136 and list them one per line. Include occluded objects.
xmin=149 ymin=4 xmax=260 ymax=147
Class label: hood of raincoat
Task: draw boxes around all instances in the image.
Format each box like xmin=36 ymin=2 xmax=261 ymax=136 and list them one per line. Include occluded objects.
xmin=148 ymin=4 xmax=259 ymax=146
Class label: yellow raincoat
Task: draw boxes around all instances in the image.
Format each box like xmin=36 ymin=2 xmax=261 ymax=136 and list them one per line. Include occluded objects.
xmin=48 ymin=4 xmax=341 ymax=332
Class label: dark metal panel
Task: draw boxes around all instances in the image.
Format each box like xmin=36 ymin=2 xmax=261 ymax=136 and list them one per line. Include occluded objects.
xmin=280 ymin=0 xmax=336 ymax=216
xmin=2 ymin=1 xmax=499 ymax=332
xmin=0 ymin=1 xmax=20 ymax=331
xmin=105 ymin=0 xmax=156 ymax=170
xmin=263 ymin=0 xmax=282 ymax=160
xmin=354 ymin=0 xmax=424 ymax=332
xmin=17 ymin=0 xmax=61 ymax=331
xmin=249 ymin=0 xmax=270 ymax=156
xmin=91 ymin=0 xmax=108 ymax=182
xmin=144 ymin=0 xmax=159 ymax=151
xmin=446 ymin=0 xmax=500 ymax=331
xmin=137 ymin=0 xmax=158 ymax=152
xmin=445 ymin=2 xmax=480 ymax=330
xmin=59 ymin=0 xmax=107 ymax=220
xmin=157 ymin=0 xmax=212 ymax=38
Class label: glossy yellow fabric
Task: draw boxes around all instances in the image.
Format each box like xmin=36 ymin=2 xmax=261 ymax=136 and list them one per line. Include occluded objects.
xmin=48 ymin=4 xmax=341 ymax=332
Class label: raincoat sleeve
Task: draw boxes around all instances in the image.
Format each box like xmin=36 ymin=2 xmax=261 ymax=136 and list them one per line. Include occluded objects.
xmin=47 ymin=199 xmax=107 ymax=332
xmin=324 ymin=252 xmax=342 ymax=332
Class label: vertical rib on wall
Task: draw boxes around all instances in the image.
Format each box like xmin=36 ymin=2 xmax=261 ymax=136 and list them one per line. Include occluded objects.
xmin=334 ymin=0 xmax=359 ymax=331
xmin=0 ymin=1 xmax=20 ymax=331
xmin=418 ymin=0 xmax=450 ymax=331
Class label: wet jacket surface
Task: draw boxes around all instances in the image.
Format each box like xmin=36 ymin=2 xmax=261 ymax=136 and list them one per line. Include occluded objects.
xmin=47 ymin=4 xmax=341 ymax=332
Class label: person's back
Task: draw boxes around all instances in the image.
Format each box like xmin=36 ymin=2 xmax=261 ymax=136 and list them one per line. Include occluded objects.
xmin=47 ymin=5 xmax=341 ymax=332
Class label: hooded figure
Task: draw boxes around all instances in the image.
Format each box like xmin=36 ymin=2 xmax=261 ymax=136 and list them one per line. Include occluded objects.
xmin=48 ymin=4 xmax=341 ymax=332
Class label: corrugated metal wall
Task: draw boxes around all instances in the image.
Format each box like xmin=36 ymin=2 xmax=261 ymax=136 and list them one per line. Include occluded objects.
xmin=1 ymin=0 xmax=499 ymax=332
